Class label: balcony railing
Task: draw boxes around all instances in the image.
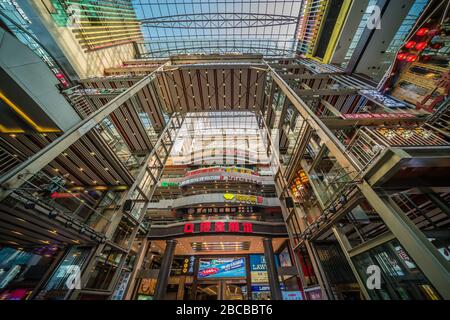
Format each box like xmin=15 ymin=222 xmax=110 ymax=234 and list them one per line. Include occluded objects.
xmin=5 ymin=171 xmax=111 ymax=237
xmin=0 ymin=145 xmax=21 ymax=177
xmin=345 ymin=126 xmax=449 ymax=171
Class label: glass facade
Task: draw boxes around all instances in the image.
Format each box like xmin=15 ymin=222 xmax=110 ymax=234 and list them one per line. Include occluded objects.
xmin=352 ymin=239 xmax=441 ymax=300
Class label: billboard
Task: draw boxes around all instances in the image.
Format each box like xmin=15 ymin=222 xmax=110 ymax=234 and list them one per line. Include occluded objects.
xmin=249 ymin=255 xmax=268 ymax=283
xmin=197 ymin=258 xmax=246 ymax=279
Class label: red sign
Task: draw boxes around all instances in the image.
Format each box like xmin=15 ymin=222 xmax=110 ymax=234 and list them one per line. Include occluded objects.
xmin=50 ymin=192 xmax=81 ymax=199
xmin=340 ymin=113 xmax=415 ymax=120
xmin=183 ymin=221 xmax=253 ymax=234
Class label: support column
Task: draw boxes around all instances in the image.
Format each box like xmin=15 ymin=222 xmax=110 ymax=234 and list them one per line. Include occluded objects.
xmin=360 ymin=181 xmax=450 ymax=299
xmin=332 ymin=226 xmax=370 ymax=300
xmin=304 ymin=240 xmax=331 ymax=300
xmin=154 ymin=239 xmax=177 ymax=300
xmin=263 ymin=238 xmax=283 ymax=300
xmin=124 ymin=239 xmax=150 ymax=300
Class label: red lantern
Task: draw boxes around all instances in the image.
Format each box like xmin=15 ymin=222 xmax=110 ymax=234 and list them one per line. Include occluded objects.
xmin=406 ymin=54 xmax=418 ymax=62
xmin=404 ymin=41 xmax=416 ymax=49
xmin=397 ymin=53 xmax=408 ymax=60
xmin=415 ymin=42 xmax=428 ymax=50
xmin=416 ymin=28 xmax=429 ymax=36
xmin=430 ymin=42 xmax=444 ymax=50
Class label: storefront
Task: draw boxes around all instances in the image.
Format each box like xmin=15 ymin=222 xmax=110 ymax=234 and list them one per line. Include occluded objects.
xmin=133 ymin=242 xmax=304 ymax=301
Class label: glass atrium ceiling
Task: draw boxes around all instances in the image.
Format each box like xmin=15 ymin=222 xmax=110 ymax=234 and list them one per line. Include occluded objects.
xmin=132 ymin=0 xmax=303 ymax=58
xmin=170 ymin=112 xmax=269 ymax=165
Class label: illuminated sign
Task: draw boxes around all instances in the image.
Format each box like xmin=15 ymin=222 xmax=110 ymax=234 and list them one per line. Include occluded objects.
xmin=250 ymin=255 xmax=269 ymax=283
xmin=160 ymin=181 xmax=179 ymax=187
xmin=198 ymin=258 xmax=246 ymax=279
xmin=181 ymin=256 xmax=195 ymax=275
xmin=183 ymin=221 xmax=253 ymax=234
xmin=179 ymin=175 xmax=262 ymax=187
xmin=50 ymin=192 xmax=81 ymax=199
xmin=340 ymin=113 xmax=415 ymax=120
xmin=359 ymin=90 xmax=408 ymax=108
xmin=185 ymin=166 xmax=258 ymax=177
xmin=187 ymin=206 xmax=254 ymax=215
xmin=224 ymin=193 xmax=263 ymax=204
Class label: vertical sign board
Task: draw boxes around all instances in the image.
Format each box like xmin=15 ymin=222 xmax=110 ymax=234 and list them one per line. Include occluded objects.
xmin=250 ymin=255 xmax=269 ymax=283
xmin=111 ymin=271 xmax=131 ymax=300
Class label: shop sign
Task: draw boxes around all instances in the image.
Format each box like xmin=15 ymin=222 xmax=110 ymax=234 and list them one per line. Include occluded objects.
xmin=50 ymin=192 xmax=81 ymax=199
xmin=187 ymin=206 xmax=254 ymax=215
xmin=282 ymin=291 xmax=303 ymax=300
xmin=182 ymin=256 xmax=195 ymax=275
xmin=185 ymin=166 xmax=258 ymax=177
xmin=180 ymin=175 xmax=224 ymax=186
xmin=359 ymin=90 xmax=408 ymax=108
xmin=223 ymin=193 xmax=264 ymax=204
xmin=251 ymin=284 xmax=286 ymax=292
xmin=250 ymin=255 xmax=268 ymax=283
xmin=160 ymin=181 xmax=179 ymax=187
xmin=111 ymin=271 xmax=131 ymax=300
xmin=183 ymin=221 xmax=253 ymax=234
xmin=180 ymin=175 xmax=262 ymax=187
xmin=340 ymin=113 xmax=415 ymax=120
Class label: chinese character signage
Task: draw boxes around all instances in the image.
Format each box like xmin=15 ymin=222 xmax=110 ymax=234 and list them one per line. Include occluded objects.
xmin=223 ymin=193 xmax=264 ymax=204
xmin=340 ymin=113 xmax=415 ymax=120
xmin=197 ymin=258 xmax=246 ymax=279
xmin=181 ymin=256 xmax=195 ymax=275
xmin=186 ymin=206 xmax=254 ymax=215
xmin=183 ymin=221 xmax=253 ymax=234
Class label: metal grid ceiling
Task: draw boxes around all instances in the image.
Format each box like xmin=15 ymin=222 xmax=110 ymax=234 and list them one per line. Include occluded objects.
xmin=132 ymin=0 xmax=304 ymax=57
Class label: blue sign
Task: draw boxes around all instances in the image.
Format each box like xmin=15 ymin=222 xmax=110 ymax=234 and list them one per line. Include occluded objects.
xmin=198 ymin=257 xmax=246 ymax=279
xmin=251 ymin=284 xmax=286 ymax=292
xmin=282 ymin=291 xmax=303 ymax=300
xmin=250 ymin=255 xmax=267 ymax=271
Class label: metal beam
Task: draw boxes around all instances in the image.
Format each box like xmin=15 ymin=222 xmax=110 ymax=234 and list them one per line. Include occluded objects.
xmin=359 ymin=181 xmax=450 ymax=299
xmin=332 ymin=226 xmax=371 ymax=300
xmin=0 ymin=64 xmax=167 ymax=199
xmin=267 ymin=62 xmax=357 ymax=174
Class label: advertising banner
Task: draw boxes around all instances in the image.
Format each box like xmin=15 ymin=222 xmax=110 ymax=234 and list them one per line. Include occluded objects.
xmin=197 ymin=258 xmax=246 ymax=279
xmin=249 ymin=255 xmax=268 ymax=283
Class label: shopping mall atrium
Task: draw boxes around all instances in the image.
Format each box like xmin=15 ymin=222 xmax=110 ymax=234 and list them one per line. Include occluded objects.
xmin=0 ymin=0 xmax=449 ymax=301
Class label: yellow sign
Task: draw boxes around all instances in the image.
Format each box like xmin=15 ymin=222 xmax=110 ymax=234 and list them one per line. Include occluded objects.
xmin=223 ymin=193 xmax=263 ymax=204
xmin=223 ymin=193 xmax=235 ymax=200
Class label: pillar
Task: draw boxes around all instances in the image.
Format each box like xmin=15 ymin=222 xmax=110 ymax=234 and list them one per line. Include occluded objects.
xmin=154 ymin=239 xmax=177 ymax=300
xmin=263 ymin=238 xmax=283 ymax=300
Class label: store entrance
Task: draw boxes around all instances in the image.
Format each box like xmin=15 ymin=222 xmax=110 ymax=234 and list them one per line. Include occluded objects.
xmin=194 ymin=280 xmax=247 ymax=300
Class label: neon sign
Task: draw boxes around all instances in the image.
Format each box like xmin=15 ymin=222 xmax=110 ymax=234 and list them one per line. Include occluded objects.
xmin=223 ymin=193 xmax=263 ymax=204
xmin=183 ymin=221 xmax=253 ymax=234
